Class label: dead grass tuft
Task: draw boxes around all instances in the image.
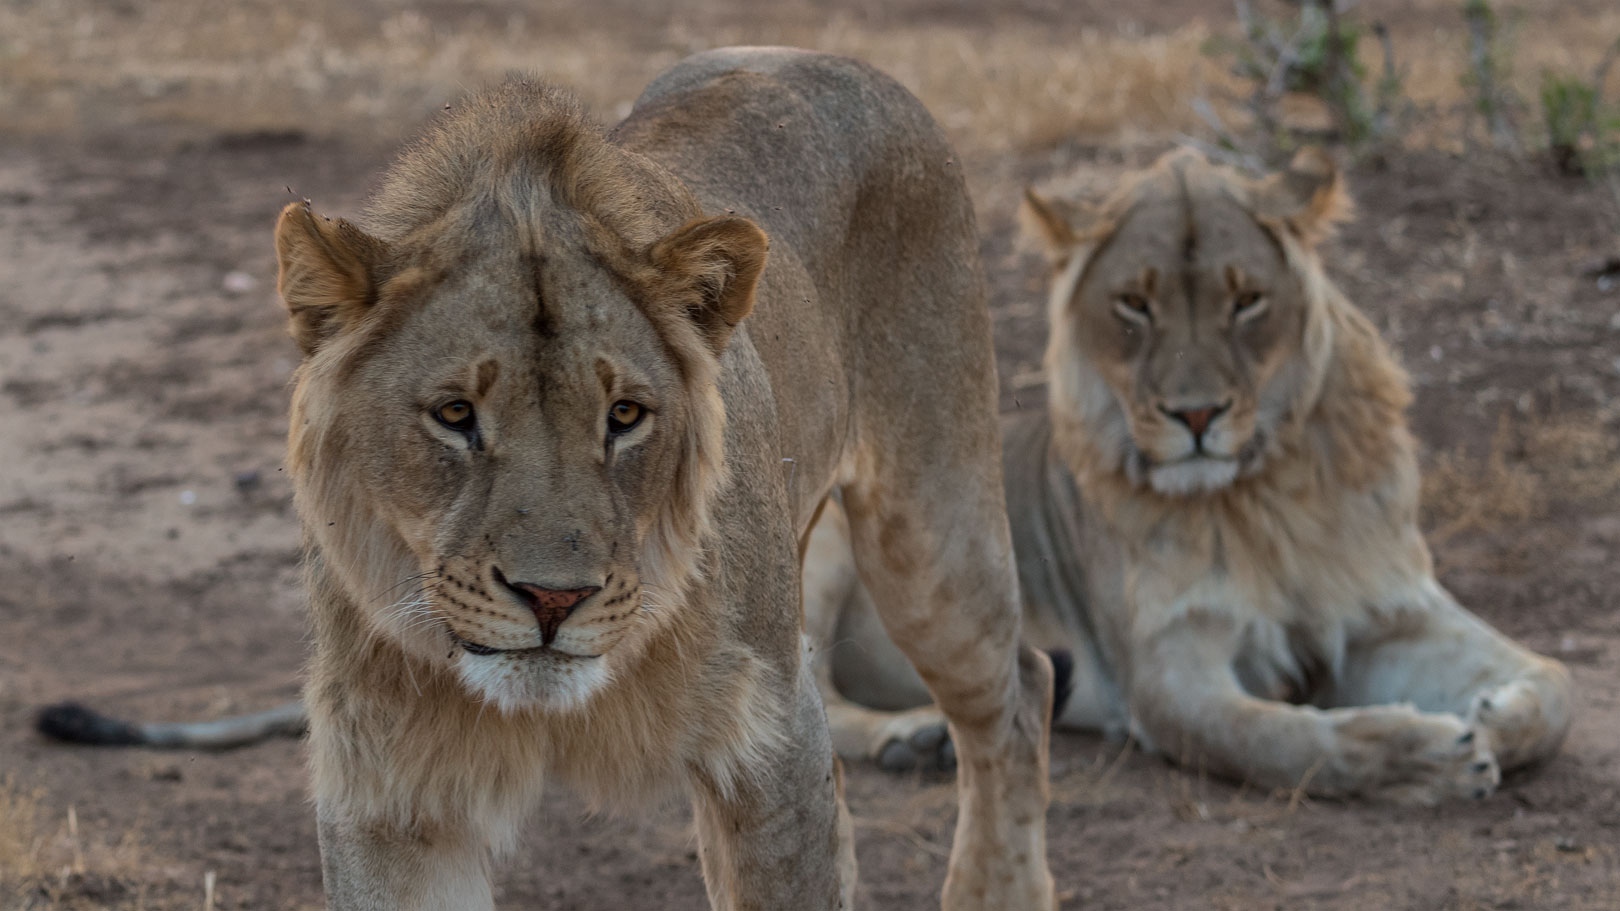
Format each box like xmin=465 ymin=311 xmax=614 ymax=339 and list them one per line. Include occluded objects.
xmin=1422 ymin=412 xmax=1620 ymax=543
xmin=0 ymin=775 xmax=47 ymax=887
xmin=1422 ymin=416 xmax=1541 ymax=541
xmin=806 ymin=22 xmax=1216 ymax=152
xmin=0 ymin=776 xmax=150 ymax=910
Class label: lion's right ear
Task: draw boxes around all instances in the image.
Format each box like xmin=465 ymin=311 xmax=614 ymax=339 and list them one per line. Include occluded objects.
xmin=274 ymin=202 xmax=389 ymax=356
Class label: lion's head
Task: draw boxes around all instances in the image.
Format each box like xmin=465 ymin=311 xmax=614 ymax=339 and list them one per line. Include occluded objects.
xmin=1024 ymin=148 xmax=1350 ymax=496
xmin=276 ymin=84 xmax=767 ymax=713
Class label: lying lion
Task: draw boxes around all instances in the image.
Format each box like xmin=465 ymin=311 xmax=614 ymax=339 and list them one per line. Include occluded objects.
xmin=803 ymin=148 xmax=1573 ymax=805
xmin=40 ymin=49 xmax=1057 ymax=909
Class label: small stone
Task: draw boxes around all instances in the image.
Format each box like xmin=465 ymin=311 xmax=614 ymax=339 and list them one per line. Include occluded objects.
xmin=222 ymin=271 xmax=258 ymax=294
xmin=179 ymin=490 xmax=197 ymax=505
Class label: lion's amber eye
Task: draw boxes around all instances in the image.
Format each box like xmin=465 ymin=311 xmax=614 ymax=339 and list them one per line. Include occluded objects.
xmin=435 ymin=400 xmax=477 ymax=431
xmin=607 ymin=400 xmax=645 ymax=435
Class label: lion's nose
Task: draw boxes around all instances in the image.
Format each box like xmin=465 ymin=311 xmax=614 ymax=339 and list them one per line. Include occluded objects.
xmin=496 ymin=571 xmax=601 ymax=646
xmin=1162 ymin=401 xmax=1230 ymax=440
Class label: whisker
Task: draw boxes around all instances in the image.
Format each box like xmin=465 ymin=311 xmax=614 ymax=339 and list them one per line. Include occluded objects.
xmin=370 ymin=570 xmax=443 ymax=605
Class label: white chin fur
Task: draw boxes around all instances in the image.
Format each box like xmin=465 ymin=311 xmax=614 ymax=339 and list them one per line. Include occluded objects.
xmin=1148 ymin=458 xmax=1241 ymax=496
xmin=454 ymin=650 xmax=614 ymax=715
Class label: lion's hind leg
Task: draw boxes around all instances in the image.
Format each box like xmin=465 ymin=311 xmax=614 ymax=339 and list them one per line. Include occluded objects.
xmin=839 ymin=469 xmax=1054 ymax=910
xmin=802 ymin=496 xmax=954 ymax=772
xmin=1326 ymin=582 xmax=1573 ymax=773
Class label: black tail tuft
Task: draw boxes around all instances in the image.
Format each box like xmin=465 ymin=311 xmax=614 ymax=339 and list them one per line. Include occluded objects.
xmin=1045 ymin=648 xmax=1075 ymax=723
xmin=36 ymin=702 xmax=145 ymax=746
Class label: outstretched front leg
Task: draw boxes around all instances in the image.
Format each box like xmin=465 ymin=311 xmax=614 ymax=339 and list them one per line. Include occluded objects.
xmin=1127 ymin=605 xmax=1502 ymax=805
xmin=1325 ymin=578 xmax=1573 ymax=774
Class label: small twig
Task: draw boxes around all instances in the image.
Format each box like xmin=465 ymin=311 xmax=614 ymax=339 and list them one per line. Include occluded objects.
xmin=1091 ymin=734 xmax=1137 ymax=796
xmin=1287 ymin=755 xmax=1327 ymax=812
xmin=67 ymin=805 xmax=84 ymax=874
xmin=1464 ymin=0 xmax=1520 ymax=153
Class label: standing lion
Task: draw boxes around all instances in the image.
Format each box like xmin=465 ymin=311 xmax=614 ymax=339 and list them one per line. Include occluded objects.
xmin=276 ymin=48 xmax=1059 ymax=909
xmin=804 ymin=148 xmax=1572 ymax=805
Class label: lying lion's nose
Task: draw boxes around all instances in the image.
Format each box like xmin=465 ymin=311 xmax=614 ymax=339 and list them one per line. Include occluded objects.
xmin=1161 ymin=401 xmax=1230 ymax=439
xmin=495 ymin=570 xmax=600 ymax=646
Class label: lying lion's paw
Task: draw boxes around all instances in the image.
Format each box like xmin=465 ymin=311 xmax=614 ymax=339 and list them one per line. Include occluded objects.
xmin=876 ymin=717 xmax=955 ymax=773
xmin=1336 ymin=709 xmax=1501 ymax=805
xmin=1468 ymin=679 xmax=1536 ymax=738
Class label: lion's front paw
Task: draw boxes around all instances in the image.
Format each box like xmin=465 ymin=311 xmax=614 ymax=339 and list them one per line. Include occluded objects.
xmin=1468 ymin=680 xmax=1537 ymax=743
xmin=873 ymin=710 xmax=955 ymax=773
xmin=1333 ymin=708 xmax=1500 ymax=805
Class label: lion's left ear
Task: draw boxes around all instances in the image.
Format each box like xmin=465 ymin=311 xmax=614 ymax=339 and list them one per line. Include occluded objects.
xmin=1252 ymin=147 xmax=1352 ymax=247
xmin=651 ymin=215 xmax=769 ymax=355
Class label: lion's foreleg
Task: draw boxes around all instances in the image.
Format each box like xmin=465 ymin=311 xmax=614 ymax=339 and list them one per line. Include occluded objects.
xmin=316 ymin=811 xmax=494 ymax=911
xmin=305 ymin=663 xmax=524 ymax=911
xmin=1129 ymin=606 xmax=1500 ymax=804
xmin=1327 ymin=580 xmax=1573 ymax=773
xmin=688 ymin=660 xmax=855 ymax=911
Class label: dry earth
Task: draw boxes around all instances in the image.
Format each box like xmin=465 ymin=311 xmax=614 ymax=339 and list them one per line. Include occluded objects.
xmin=2 ymin=1 xmax=1618 ymax=909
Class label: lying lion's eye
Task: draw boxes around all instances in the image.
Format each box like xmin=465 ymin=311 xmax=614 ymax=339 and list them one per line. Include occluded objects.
xmin=1233 ymin=291 xmax=1268 ymax=321
xmin=607 ymin=400 xmax=645 ymax=435
xmin=1112 ymin=293 xmax=1152 ymax=323
xmin=435 ymin=400 xmax=477 ymax=431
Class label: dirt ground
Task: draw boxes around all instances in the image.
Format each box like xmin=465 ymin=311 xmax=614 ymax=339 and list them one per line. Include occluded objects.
xmin=2 ymin=1 xmax=1619 ymax=909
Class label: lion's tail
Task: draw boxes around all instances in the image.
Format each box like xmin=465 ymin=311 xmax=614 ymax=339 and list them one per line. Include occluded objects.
xmin=35 ymin=699 xmax=307 ymax=750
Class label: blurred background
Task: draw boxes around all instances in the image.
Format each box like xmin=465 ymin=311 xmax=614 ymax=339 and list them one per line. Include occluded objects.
xmin=1 ymin=1 xmax=1617 ymax=908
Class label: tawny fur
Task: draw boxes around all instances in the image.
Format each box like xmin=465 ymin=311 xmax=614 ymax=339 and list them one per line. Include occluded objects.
xmin=275 ymin=49 xmax=1052 ymax=911
xmin=805 ymin=148 xmax=1572 ymax=805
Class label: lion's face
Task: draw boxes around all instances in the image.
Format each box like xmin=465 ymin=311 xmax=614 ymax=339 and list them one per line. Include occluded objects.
xmin=330 ymin=247 xmax=688 ymax=709
xmin=1027 ymin=149 xmax=1347 ymax=496
xmin=276 ymin=180 xmax=766 ymax=712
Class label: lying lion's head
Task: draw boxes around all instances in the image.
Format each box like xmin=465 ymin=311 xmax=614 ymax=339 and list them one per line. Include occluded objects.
xmin=1025 ymin=148 xmax=1348 ymax=496
xmin=276 ymin=85 xmax=766 ymax=712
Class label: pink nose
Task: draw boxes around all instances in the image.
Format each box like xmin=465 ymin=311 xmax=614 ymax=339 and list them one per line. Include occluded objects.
xmin=507 ymin=582 xmax=600 ymax=646
xmin=1162 ymin=401 xmax=1230 ymax=440
xmin=1177 ymin=407 xmax=1218 ymax=436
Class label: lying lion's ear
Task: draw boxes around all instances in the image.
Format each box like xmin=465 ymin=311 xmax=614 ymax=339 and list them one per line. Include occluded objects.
xmin=1020 ymin=188 xmax=1103 ymax=265
xmin=651 ymin=215 xmax=768 ymax=356
xmin=1020 ymin=188 xmax=1078 ymax=254
xmin=274 ymin=202 xmax=389 ymax=356
xmin=1253 ymin=147 xmax=1352 ymax=247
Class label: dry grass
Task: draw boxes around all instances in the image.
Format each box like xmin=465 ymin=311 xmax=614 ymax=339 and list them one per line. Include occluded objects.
xmin=0 ymin=775 xmax=48 ymax=888
xmin=1394 ymin=5 xmax=1620 ymax=152
xmin=1422 ymin=412 xmax=1620 ymax=542
xmin=0 ymin=776 xmax=151 ymax=910
xmin=0 ymin=0 xmax=1216 ymax=156
xmin=6 ymin=1 xmax=1615 ymax=166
